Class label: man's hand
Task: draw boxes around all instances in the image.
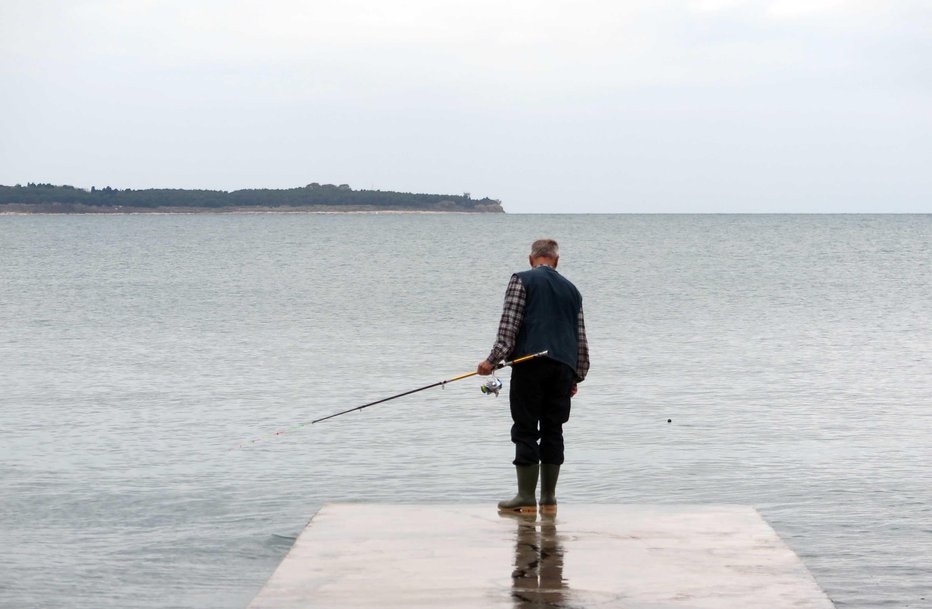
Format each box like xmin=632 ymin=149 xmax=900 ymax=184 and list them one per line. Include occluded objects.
xmin=477 ymin=360 xmax=495 ymax=376
xmin=570 ymin=384 xmax=578 ymax=398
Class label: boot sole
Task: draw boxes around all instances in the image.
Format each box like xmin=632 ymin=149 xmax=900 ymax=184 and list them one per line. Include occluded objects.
xmin=497 ymin=505 xmax=537 ymax=514
xmin=539 ymin=504 xmax=557 ymax=515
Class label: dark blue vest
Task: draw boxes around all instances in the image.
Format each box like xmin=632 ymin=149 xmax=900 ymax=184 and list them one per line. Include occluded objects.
xmin=513 ymin=265 xmax=582 ymax=372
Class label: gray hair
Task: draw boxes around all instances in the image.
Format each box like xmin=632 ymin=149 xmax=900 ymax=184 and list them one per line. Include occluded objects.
xmin=530 ymin=239 xmax=559 ymax=259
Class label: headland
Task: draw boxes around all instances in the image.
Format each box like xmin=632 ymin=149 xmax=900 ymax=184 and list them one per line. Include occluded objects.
xmin=0 ymin=183 xmax=505 ymax=214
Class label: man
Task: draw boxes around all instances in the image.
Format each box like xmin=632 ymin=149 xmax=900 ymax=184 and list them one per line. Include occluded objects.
xmin=478 ymin=239 xmax=589 ymax=514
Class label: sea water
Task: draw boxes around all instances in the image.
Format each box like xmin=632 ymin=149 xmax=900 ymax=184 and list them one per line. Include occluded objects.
xmin=1 ymin=214 xmax=930 ymax=609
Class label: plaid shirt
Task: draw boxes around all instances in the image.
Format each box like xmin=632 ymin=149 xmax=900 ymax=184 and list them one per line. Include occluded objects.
xmin=486 ymin=270 xmax=590 ymax=383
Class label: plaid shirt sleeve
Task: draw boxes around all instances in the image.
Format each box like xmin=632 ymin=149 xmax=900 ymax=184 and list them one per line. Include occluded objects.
xmin=485 ymin=274 xmax=525 ymax=365
xmin=575 ymin=305 xmax=589 ymax=383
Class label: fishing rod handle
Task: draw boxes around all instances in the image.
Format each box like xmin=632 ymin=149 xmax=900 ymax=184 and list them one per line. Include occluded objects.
xmin=497 ymin=350 xmax=549 ymax=368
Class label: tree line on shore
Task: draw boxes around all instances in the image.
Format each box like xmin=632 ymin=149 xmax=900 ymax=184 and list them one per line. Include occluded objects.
xmin=0 ymin=183 xmax=504 ymax=212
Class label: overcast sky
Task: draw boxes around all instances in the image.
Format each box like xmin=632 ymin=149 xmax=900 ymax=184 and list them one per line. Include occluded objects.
xmin=1 ymin=0 xmax=930 ymax=212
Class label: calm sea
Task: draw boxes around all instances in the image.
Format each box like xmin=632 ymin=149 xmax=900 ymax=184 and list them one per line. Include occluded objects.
xmin=1 ymin=214 xmax=930 ymax=609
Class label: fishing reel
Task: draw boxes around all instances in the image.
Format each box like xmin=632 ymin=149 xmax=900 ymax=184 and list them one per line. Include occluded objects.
xmin=480 ymin=376 xmax=503 ymax=397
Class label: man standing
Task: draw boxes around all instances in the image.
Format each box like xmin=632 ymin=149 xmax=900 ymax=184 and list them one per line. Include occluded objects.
xmin=478 ymin=239 xmax=589 ymax=514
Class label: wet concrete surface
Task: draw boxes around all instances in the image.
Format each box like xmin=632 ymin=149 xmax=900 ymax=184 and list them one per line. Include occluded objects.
xmin=248 ymin=504 xmax=835 ymax=608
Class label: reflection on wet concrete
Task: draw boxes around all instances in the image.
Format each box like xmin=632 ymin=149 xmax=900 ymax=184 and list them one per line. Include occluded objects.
xmin=503 ymin=513 xmax=568 ymax=608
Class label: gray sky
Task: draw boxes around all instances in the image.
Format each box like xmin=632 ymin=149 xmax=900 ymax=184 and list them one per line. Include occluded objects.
xmin=1 ymin=0 xmax=930 ymax=212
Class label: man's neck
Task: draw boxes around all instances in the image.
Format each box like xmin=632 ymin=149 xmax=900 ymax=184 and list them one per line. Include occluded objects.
xmin=530 ymin=256 xmax=558 ymax=269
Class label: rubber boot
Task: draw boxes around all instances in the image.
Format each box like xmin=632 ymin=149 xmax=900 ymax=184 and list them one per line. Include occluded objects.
xmin=498 ymin=464 xmax=539 ymax=513
xmin=539 ymin=464 xmax=560 ymax=514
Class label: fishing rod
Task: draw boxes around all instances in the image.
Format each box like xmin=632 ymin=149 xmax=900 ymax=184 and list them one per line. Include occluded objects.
xmin=238 ymin=350 xmax=548 ymax=448
xmin=311 ymin=350 xmax=548 ymax=424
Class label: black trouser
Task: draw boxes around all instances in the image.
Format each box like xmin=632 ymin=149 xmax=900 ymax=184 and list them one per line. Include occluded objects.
xmin=509 ymin=358 xmax=575 ymax=466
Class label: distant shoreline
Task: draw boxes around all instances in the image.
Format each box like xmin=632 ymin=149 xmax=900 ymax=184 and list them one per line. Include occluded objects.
xmin=0 ymin=204 xmax=502 ymax=215
xmin=0 ymin=183 xmax=506 ymax=214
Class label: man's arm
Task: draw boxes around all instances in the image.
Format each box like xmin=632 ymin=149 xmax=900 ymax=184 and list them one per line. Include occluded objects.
xmin=575 ymin=305 xmax=589 ymax=384
xmin=478 ymin=274 xmax=525 ymax=375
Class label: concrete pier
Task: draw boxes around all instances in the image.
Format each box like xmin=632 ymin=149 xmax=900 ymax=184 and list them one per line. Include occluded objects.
xmin=248 ymin=504 xmax=835 ymax=608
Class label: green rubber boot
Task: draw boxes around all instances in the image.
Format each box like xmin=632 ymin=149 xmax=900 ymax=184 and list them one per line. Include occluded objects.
xmin=497 ymin=464 xmax=539 ymax=514
xmin=539 ymin=464 xmax=561 ymax=514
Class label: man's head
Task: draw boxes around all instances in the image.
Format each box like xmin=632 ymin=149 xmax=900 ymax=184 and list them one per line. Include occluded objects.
xmin=529 ymin=239 xmax=559 ymax=269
